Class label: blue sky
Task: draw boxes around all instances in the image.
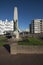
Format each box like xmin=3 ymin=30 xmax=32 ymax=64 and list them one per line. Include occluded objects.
xmin=0 ymin=0 xmax=43 ymax=30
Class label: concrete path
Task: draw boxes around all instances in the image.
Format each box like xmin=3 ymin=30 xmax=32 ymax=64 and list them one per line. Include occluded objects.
xmin=0 ymin=54 xmax=43 ymax=65
xmin=0 ymin=43 xmax=43 ymax=65
xmin=0 ymin=46 xmax=10 ymax=55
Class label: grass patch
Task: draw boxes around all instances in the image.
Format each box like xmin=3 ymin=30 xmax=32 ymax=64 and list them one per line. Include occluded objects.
xmin=28 ymin=37 xmax=43 ymax=45
xmin=0 ymin=36 xmax=7 ymax=46
xmin=18 ymin=37 xmax=43 ymax=45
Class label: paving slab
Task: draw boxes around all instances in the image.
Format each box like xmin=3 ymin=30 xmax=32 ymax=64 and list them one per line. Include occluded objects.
xmin=0 ymin=54 xmax=43 ymax=65
xmin=0 ymin=46 xmax=10 ymax=55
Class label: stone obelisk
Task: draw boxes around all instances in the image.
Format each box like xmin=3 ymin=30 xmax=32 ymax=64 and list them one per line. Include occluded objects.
xmin=13 ymin=7 xmax=19 ymax=39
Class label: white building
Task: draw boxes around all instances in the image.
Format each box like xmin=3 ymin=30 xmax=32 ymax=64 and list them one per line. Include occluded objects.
xmin=0 ymin=19 xmax=13 ymax=35
xmin=30 ymin=19 xmax=43 ymax=33
xmin=0 ymin=7 xmax=19 ymax=39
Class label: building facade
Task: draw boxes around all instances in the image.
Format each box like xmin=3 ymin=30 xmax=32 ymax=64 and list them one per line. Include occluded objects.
xmin=0 ymin=7 xmax=19 ymax=39
xmin=30 ymin=19 xmax=43 ymax=33
xmin=0 ymin=19 xmax=13 ymax=35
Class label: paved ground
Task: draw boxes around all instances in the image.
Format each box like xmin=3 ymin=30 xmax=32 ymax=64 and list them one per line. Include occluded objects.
xmin=0 ymin=46 xmax=10 ymax=55
xmin=0 ymin=53 xmax=43 ymax=65
xmin=0 ymin=46 xmax=43 ymax=65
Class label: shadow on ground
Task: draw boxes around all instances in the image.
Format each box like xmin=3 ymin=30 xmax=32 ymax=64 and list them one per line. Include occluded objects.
xmin=3 ymin=44 xmax=10 ymax=53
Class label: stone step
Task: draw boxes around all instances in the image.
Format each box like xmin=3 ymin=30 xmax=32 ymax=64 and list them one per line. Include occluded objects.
xmin=10 ymin=44 xmax=43 ymax=54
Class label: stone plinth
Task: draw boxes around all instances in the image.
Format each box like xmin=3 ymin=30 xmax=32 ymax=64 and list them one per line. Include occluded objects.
xmin=10 ymin=44 xmax=43 ymax=55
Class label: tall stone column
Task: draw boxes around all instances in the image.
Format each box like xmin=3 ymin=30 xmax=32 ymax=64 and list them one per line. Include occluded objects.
xmin=13 ymin=7 xmax=19 ymax=39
